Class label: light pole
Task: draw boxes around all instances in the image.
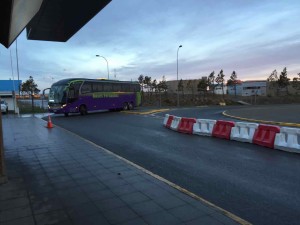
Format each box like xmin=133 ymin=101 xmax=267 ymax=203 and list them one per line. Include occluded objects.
xmin=16 ymin=39 xmax=20 ymax=96
xmin=96 ymin=55 xmax=109 ymax=79
xmin=177 ymin=45 xmax=182 ymax=107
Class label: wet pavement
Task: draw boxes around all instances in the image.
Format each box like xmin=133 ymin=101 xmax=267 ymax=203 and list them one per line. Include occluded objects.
xmin=0 ymin=116 xmax=244 ymax=225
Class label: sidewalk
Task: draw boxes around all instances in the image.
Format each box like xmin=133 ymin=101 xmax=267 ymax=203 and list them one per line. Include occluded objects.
xmin=0 ymin=116 xmax=244 ymax=225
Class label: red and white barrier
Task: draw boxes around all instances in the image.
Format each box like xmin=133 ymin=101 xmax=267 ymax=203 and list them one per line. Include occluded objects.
xmin=193 ymin=119 xmax=216 ymax=136
xmin=163 ymin=115 xmax=299 ymax=154
xmin=253 ymin=124 xmax=280 ymax=149
xmin=274 ymin=127 xmax=300 ymax=153
xmin=212 ymin=120 xmax=235 ymax=140
xmin=230 ymin=122 xmax=258 ymax=143
xmin=163 ymin=114 xmax=169 ymax=126
xmin=178 ymin=118 xmax=196 ymax=134
xmin=170 ymin=116 xmax=182 ymax=131
xmin=163 ymin=114 xmax=174 ymax=128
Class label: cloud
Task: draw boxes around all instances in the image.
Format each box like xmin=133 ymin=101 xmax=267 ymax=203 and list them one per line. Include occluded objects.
xmin=1 ymin=0 xmax=300 ymax=90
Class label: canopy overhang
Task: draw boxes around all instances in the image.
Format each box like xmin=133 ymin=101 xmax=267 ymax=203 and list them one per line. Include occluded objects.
xmin=0 ymin=0 xmax=111 ymax=48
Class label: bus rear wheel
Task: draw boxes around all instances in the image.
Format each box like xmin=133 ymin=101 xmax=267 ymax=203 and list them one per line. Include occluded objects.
xmin=128 ymin=102 xmax=134 ymax=110
xmin=79 ymin=105 xmax=87 ymax=115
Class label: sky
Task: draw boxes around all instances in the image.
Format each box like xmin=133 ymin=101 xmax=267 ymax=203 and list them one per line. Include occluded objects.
xmin=1 ymin=0 xmax=300 ymax=90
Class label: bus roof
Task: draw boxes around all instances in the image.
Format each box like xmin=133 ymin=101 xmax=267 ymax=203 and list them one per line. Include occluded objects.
xmin=52 ymin=78 xmax=138 ymax=86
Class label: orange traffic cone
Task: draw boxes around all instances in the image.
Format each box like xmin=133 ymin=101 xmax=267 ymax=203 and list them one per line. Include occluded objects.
xmin=46 ymin=115 xmax=54 ymax=128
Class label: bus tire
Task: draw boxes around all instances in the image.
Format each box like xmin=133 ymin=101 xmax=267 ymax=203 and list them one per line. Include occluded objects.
xmin=64 ymin=112 xmax=69 ymax=117
xmin=79 ymin=105 xmax=87 ymax=115
xmin=123 ymin=103 xmax=129 ymax=110
xmin=128 ymin=102 xmax=134 ymax=110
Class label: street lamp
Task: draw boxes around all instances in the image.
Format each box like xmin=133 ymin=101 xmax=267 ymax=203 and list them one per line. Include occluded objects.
xmin=96 ymin=55 xmax=109 ymax=79
xmin=177 ymin=45 xmax=182 ymax=107
xmin=16 ymin=39 xmax=20 ymax=96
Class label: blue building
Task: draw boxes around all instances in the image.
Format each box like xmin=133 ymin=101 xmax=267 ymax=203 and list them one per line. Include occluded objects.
xmin=0 ymin=80 xmax=22 ymax=112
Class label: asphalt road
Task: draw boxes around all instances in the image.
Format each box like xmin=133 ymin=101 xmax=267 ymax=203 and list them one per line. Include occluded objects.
xmin=49 ymin=106 xmax=300 ymax=225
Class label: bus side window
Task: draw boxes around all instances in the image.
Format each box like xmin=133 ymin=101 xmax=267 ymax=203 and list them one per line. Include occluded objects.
xmin=94 ymin=83 xmax=103 ymax=92
xmin=113 ymin=84 xmax=121 ymax=92
xmin=93 ymin=83 xmax=103 ymax=92
xmin=129 ymin=84 xmax=137 ymax=92
xmin=103 ymin=83 xmax=112 ymax=92
xmin=81 ymin=83 xmax=92 ymax=94
xmin=122 ymin=84 xmax=130 ymax=92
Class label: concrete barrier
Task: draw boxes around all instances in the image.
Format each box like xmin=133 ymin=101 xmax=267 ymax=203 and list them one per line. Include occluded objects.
xmin=178 ymin=118 xmax=197 ymax=134
xmin=274 ymin=127 xmax=300 ymax=153
xmin=163 ymin=114 xmax=169 ymax=126
xmin=170 ymin=116 xmax=182 ymax=131
xmin=193 ymin=119 xmax=216 ymax=136
xmin=212 ymin=120 xmax=235 ymax=140
xmin=230 ymin=122 xmax=258 ymax=143
xmin=163 ymin=114 xmax=174 ymax=129
xmin=253 ymin=124 xmax=280 ymax=149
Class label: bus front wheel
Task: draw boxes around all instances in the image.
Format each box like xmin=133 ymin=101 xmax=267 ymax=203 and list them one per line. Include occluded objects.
xmin=79 ymin=105 xmax=87 ymax=115
xmin=64 ymin=112 xmax=69 ymax=117
xmin=123 ymin=103 xmax=129 ymax=110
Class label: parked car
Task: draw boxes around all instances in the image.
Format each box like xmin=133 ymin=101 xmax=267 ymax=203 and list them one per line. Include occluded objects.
xmin=1 ymin=100 xmax=8 ymax=114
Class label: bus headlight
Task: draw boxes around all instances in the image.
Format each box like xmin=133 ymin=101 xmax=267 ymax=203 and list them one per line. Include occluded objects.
xmin=61 ymin=104 xmax=67 ymax=108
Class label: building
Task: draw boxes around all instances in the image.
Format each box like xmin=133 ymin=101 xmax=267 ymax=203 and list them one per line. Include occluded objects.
xmin=213 ymin=85 xmax=227 ymax=95
xmin=166 ymin=79 xmax=200 ymax=94
xmin=0 ymin=80 xmax=22 ymax=112
xmin=228 ymin=80 xmax=267 ymax=96
xmin=241 ymin=80 xmax=267 ymax=96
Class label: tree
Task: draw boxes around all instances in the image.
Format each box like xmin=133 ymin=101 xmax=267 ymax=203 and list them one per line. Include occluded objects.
xmin=144 ymin=76 xmax=151 ymax=90
xmin=292 ymin=73 xmax=300 ymax=91
xmin=151 ymin=79 xmax=157 ymax=94
xmin=197 ymin=78 xmax=208 ymax=97
xmin=278 ymin=67 xmax=290 ymax=95
xmin=178 ymin=79 xmax=184 ymax=96
xmin=267 ymin=70 xmax=278 ymax=95
xmin=144 ymin=76 xmax=152 ymax=97
xmin=208 ymin=71 xmax=215 ymax=94
xmin=228 ymin=71 xmax=237 ymax=96
xmin=267 ymin=70 xmax=278 ymax=82
xmin=186 ymin=80 xmax=194 ymax=96
xmin=157 ymin=76 xmax=168 ymax=93
xmin=157 ymin=76 xmax=168 ymax=106
xmin=215 ymin=70 xmax=225 ymax=97
xmin=138 ymin=74 xmax=144 ymax=92
xmin=21 ymin=76 xmax=40 ymax=95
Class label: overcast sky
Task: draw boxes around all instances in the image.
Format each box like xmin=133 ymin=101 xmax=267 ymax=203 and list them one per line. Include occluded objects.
xmin=1 ymin=0 xmax=300 ymax=90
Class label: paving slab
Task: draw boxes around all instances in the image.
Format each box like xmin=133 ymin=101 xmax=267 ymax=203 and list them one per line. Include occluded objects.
xmin=1 ymin=116 xmax=247 ymax=225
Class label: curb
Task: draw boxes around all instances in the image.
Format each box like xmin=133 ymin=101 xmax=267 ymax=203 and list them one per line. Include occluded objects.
xmin=122 ymin=108 xmax=170 ymax=115
xmin=222 ymin=111 xmax=300 ymax=128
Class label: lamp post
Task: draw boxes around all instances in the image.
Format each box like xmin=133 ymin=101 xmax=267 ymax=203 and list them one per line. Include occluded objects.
xmin=96 ymin=55 xmax=109 ymax=79
xmin=177 ymin=45 xmax=182 ymax=107
xmin=16 ymin=39 xmax=20 ymax=96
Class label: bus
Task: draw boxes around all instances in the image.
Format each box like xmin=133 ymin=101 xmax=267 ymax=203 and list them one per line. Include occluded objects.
xmin=48 ymin=78 xmax=141 ymax=116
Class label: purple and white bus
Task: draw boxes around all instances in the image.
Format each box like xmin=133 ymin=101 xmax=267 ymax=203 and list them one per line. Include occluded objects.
xmin=48 ymin=78 xmax=141 ymax=116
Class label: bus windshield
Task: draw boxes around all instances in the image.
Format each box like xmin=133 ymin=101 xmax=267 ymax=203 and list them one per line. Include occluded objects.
xmin=49 ymin=85 xmax=66 ymax=104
